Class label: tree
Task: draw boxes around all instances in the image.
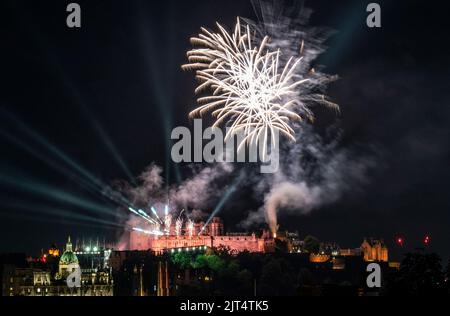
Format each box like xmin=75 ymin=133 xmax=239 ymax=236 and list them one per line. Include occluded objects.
xmin=259 ymin=258 xmax=296 ymax=296
xmin=236 ymin=251 xmax=263 ymax=278
xmin=192 ymin=254 xmax=208 ymax=269
xmin=275 ymin=238 xmax=288 ymax=253
xmin=171 ymin=252 xmax=195 ymax=269
xmin=386 ymin=252 xmax=445 ymax=295
xmin=205 ymin=254 xmax=225 ymax=272
xmin=303 ymin=235 xmax=320 ymax=254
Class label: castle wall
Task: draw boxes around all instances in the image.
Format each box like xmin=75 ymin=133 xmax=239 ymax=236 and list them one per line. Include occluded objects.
xmin=129 ymin=231 xmax=274 ymax=253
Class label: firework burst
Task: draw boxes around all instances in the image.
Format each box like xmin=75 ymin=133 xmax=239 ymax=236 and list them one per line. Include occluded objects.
xmin=182 ymin=17 xmax=337 ymax=150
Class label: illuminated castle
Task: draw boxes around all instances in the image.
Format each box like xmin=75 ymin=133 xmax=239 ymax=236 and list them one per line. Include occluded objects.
xmin=129 ymin=217 xmax=275 ymax=253
xmin=360 ymin=238 xmax=388 ymax=262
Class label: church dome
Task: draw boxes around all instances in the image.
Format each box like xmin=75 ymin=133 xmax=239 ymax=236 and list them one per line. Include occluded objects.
xmin=59 ymin=236 xmax=78 ymax=265
xmin=60 ymin=251 xmax=78 ymax=265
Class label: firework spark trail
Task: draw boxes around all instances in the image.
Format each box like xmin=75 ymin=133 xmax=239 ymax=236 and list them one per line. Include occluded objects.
xmin=187 ymin=219 xmax=194 ymax=237
xmin=150 ymin=206 xmax=163 ymax=223
xmin=128 ymin=206 xmax=158 ymax=224
xmin=164 ymin=204 xmax=169 ymax=216
xmin=175 ymin=217 xmax=183 ymax=236
xmin=138 ymin=209 xmax=160 ymax=225
xmin=164 ymin=214 xmax=172 ymax=235
xmin=132 ymin=204 xmax=184 ymax=235
xmin=182 ymin=18 xmax=338 ymax=151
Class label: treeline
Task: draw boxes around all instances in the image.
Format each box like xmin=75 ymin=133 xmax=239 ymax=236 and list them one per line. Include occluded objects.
xmin=170 ymin=247 xmax=450 ymax=296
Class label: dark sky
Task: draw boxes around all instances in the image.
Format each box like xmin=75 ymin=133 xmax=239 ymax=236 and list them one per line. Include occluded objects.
xmin=1 ymin=0 xmax=449 ymax=260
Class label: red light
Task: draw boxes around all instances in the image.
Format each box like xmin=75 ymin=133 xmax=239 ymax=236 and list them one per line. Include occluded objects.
xmin=424 ymin=235 xmax=431 ymax=245
xmin=396 ymin=237 xmax=404 ymax=246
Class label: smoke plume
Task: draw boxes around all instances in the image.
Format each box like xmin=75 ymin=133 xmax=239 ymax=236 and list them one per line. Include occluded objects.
xmin=239 ymin=124 xmax=377 ymax=234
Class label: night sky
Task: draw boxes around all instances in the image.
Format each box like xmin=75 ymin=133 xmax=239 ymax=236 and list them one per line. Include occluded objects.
xmin=1 ymin=0 xmax=449 ymax=260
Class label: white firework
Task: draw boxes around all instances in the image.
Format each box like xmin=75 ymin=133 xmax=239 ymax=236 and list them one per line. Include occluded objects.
xmin=175 ymin=218 xmax=183 ymax=236
xmin=182 ymin=18 xmax=325 ymax=150
xmin=187 ymin=219 xmax=194 ymax=237
xmin=132 ymin=227 xmax=164 ymax=236
xmin=163 ymin=214 xmax=172 ymax=235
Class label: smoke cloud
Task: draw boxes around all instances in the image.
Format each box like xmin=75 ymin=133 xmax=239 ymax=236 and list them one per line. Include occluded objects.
xmin=113 ymin=162 xmax=234 ymax=247
xmin=238 ymin=124 xmax=377 ymax=234
xmin=169 ymin=163 xmax=234 ymax=210
xmin=265 ymin=181 xmax=321 ymax=233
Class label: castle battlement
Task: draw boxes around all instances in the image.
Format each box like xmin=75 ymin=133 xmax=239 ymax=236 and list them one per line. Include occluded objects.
xmin=129 ymin=217 xmax=275 ymax=254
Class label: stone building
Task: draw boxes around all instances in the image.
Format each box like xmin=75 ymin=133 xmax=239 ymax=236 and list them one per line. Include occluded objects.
xmin=3 ymin=237 xmax=113 ymax=296
xmin=129 ymin=217 xmax=275 ymax=254
xmin=360 ymin=238 xmax=389 ymax=262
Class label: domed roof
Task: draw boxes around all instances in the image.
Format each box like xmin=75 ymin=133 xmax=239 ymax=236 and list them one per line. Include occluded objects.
xmin=59 ymin=236 xmax=78 ymax=265
xmin=60 ymin=251 xmax=78 ymax=265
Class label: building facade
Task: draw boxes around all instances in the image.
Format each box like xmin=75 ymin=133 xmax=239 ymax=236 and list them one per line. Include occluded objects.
xmin=360 ymin=238 xmax=389 ymax=262
xmin=129 ymin=217 xmax=275 ymax=253
xmin=3 ymin=237 xmax=113 ymax=296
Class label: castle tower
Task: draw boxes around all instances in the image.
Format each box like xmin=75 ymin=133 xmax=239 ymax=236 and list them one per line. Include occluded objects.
xmin=209 ymin=217 xmax=224 ymax=236
xmin=361 ymin=238 xmax=388 ymax=262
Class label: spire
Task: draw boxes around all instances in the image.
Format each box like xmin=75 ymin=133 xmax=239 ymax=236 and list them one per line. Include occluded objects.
xmin=66 ymin=236 xmax=73 ymax=252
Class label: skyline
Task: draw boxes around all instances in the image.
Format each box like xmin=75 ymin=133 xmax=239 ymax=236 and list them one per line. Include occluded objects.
xmin=0 ymin=0 xmax=449 ymax=261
